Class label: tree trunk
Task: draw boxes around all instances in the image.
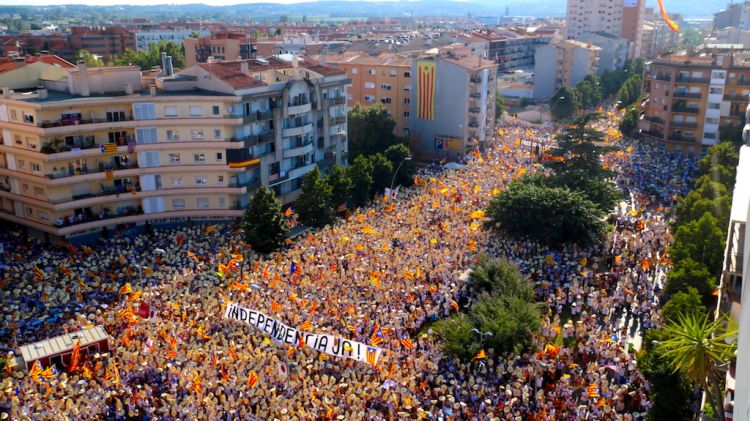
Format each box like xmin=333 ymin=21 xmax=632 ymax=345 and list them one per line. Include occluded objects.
xmin=705 ymin=376 xmax=726 ymax=421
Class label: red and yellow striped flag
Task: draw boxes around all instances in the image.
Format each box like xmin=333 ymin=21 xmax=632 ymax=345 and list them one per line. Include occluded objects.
xmin=472 ymin=349 xmax=487 ymax=361
xmin=247 ymin=370 xmax=259 ymax=388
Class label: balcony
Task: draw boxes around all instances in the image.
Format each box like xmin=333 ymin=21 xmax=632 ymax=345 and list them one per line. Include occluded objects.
xmin=724 ymin=94 xmax=748 ymax=102
xmin=328 ymin=96 xmax=346 ymax=106
xmin=469 ymin=91 xmax=481 ymax=99
xmin=642 ymin=130 xmax=665 ymax=139
xmin=643 ymin=115 xmax=665 ymax=125
xmin=39 ymin=115 xmax=134 ymax=129
xmin=670 ymin=121 xmax=698 ymax=128
xmin=230 ymin=135 xmax=259 ymax=148
xmin=676 ymin=75 xmax=710 ymax=84
xmin=468 ymin=120 xmax=479 ymax=128
xmin=282 ymin=123 xmax=313 ymax=138
xmin=668 ymin=134 xmax=696 ymax=142
xmin=671 ymin=105 xmax=700 ymax=114
xmin=287 ymin=102 xmax=312 ymax=115
xmin=673 ymin=91 xmax=701 ymax=99
xmin=329 ymin=116 xmax=346 ymax=126
xmin=737 ymin=79 xmax=750 ymax=86
xmin=652 ymin=73 xmax=672 ymax=81
xmin=470 ymin=76 xmax=482 ymax=84
xmin=230 ymin=178 xmax=261 ymax=190
xmin=283 ymin=141 xmax=314 ymax=159
xmin=258 ymin=132 xmax=275 ymax=143
xmin=469 ymin=106 xmax=480 ymax=113
xmin=288 ymin=162 xmax=316 ymax=180
xmin=242 ymin=114 xmax=258 ymax=124
xmin=257 ymin=110 xmax=274 ymax=120
xmin=45 ymin=161 xmax=139 ymax=180
xmin=729 ymin=110 xmax=745 ymax=117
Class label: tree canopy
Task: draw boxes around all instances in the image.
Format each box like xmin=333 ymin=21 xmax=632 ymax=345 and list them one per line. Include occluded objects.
xmin=347 ymin=104 xmax=399 ymax=159
xmin=295 ymin=167 xmax=333 ymax=228
xmin=243 ymin=186 xmax=288 ymax=254
xmin=110 ymin=41 xmax=185 ymax=70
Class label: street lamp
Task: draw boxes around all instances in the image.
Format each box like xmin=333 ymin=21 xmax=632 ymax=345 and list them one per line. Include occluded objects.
xmin=390 ymin=156 xmax=412 ymax=190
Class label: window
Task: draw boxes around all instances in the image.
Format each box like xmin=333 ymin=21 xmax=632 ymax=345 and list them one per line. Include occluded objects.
xmin=706 ymin=117 xmax=719 ymax=124
xmin=18 ymin=159 xmax=25 ymax=169
xmin=22 ymin=183 xmax=29 ymax=192
xmin=364 ymin=82 xmax=375 ymax=89
xmin=704 ymin=132 xmax=717 ymax=139
xmin=171 ymin=176 xmax=184 ymax=186
xmin=403 ymin=111 xmax=410 ymax=117
xmin=194 ymin=153 xmax=206 ymax=162
xmin=31 ymin=163 xmax=40 ymax=172
xmin=133 ymin=103 xmax=156 ymax=120
xmin=214 ymin=129 xmax=221 ymax=139
xmin=368 ymin=69 xmax=376 ymax=75
xmin=216 ymin=152 xmax=223 ymax=161
xmin=169 ymin=153 xmax=181 ymax=163
xmin=404 ymin=85 xmax=411 ymax=91
xmin=136 ymin=127 xmax=157 ymax=144
xmin=191 ymin=130 xmax=204 ymax=140
xmin=364 ymin=95 xmax=375 ymax=102
xmin=197 ymin=198 xmax=210 ymax=208
xmin=389 ymin=70 xmax=397 ymax=77
xmin=708 ymin=102 xmax=721 ymax=110
xmin=351 ymin=68 xmax=358 ymax=75
xmin=10 ymin=110 xmax=16 ymax=120
xmin=380 ymin=97 xmax=392 ymax=104
xmin=404 ymin=71 xmax=411 ymax=77
xmin=33 ymin=186 xmax=44 ymax=197
xmin=189 ymin=106 xmax=203 ymax=116
xmin=217 ymin=175 xmax=225 ymax=183
xmin=172 ymin=199 xmax=186 ymax=209
xmin=218 ymin=197 xmax=226 ymax=207
xmin=381 ymin=84 xmax=392 ymax=90
xmin=212 ymin=106 xmax=220 ymax=115
xmin=164 ymin=106 xmax=178 ymax=117
xmin=166 ymin=130 xmax=180 ymax=141
xmin=26 ymin=207 xmax=33 ymax=216
xmin=195 ymin=176 xmax=207 ymax=185
xmin=404 ymin=98 xmax=411 ymax=104
xmin=23 ymin=113 xmax=34 ymax=124
xmin=709 ymin=87 xmax=723 ymax=94
xmin=14 ymin=135 xmax=22 ymax=145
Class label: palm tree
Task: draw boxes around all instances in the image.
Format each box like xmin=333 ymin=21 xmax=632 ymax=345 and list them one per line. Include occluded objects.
xmin=657 ymin=313 xmax=737 ymax=421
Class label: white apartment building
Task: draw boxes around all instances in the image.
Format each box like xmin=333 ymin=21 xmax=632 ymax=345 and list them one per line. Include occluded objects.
xmin=135 ymin=29 xmax=210 ymax=52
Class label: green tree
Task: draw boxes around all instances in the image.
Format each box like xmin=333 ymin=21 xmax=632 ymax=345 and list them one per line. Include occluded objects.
xmin=574 ymin=75 xmax=602 ymax=109
xmin=639 ymin=329 xmax=693 ymax=421
xmin=486 ymin=180 xmax=606 ymax=247
xmin=550 ymin=87 xmax=578 ymax=120
xmin=384 ymin=143 xmax=415 ymax=187
xmin=77 ymin=49 xmax=103 ymax=67
xmin=679 ymin=28 xmax=705 ymax=49
xmin=600 ymin=69 xmax=626 ymax=98
xmin=665 ymin=258 xmax=716 ymax=305
xmin=472 ymin=292 xmax=542 ymax=354
xmin=111 ymin=41 xmax=185 ymax=70
xmin=662 ymin=287 xmax=708 ymax=322
xmin=671 ymin=212 xmax=725 ymax=275
xmin=618 ymin=80 xmax=633 ymax=107
xmin=495 ymin=91 xmax=505 ymax=119
xmin=368 ymin=153 xmax=394 ymax=195
xmin=325 ymin=164 xmax=352 ymax=210
xmin=545 ymin=113 xmax=614 ymax=179
xmin=243 ymin=186 xmax=288 ymax=254
xmin=698 ymin=141 xmax=739 ymax=180
xmin=467 ymin=254 xmax=534 ymax=299
xmin=619 ymin=106 xmax=640 ymax=138
xmin=657 ymin=313 xmax=737 ymax=421
xmin=547 ymin=170 xmax=621 ymax=213
xmin=347 ymin=155 xmax=374 ymax=208
xmin=189 ymin=31 xmax=201 ymax=38
xmin=432 ymin=313 xmax=477 ymax=361
xmin=295 ymin=167 xmax=333 ymax=228
xmin=347 ymin=104 xmax=398 ymax=159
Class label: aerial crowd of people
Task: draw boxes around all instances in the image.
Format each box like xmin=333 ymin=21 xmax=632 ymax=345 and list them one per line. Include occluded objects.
xmin=0 ymin=109 xmax=699 ymax=420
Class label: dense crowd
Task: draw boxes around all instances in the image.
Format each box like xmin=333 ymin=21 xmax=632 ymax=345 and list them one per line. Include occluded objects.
xmin=1 ymin=111 xmax=697 ymax=420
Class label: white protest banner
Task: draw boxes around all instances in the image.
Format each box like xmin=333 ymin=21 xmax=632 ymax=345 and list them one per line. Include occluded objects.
xmin=223 ymin=301 xmax=382 ymax=365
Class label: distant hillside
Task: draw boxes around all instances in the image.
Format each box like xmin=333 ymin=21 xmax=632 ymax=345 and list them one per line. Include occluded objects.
xmin=0 ymin=0 xmax=731 ymax=22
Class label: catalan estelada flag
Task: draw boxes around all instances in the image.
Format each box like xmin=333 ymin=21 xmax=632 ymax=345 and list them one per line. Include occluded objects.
xmin=472 ymin=349 xmax=487 ymax=361
xmin=247 ymin=370 xmax=259 ymax=388
xmin=100 ymin=143 xmax=118 ymax=154
xmin=33 ymin=265 xmax=44 ymax=282
xmin=366 ymin=346 xmax=378 ymax=365
xmin=417 ymin=61 xmax=436 ymax=120
xmin=228 ymin=157 xmax=260 ymax=169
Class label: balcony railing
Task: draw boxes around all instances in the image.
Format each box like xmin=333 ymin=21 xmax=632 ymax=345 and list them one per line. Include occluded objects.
xmin=670 ymin=121 xmax=698 ymax=128
xmin=55 ymin=205 xmax=144 ymax=228
xmin=469 ymin=91 xmax=481 ymax=99
xmin=643 ymin=116 xmax=665 ymax=125
xmin=39 ymin=116 xmax=134 ymax=128
xmin=258 ymin=132 xmax=275 ymax=143
xmin=45 ymin=161 xmax=139 ymax=180
xmin=469 ymin=106 xmax=480 ymax=113
xmin=724 ymin=94 xmax=748 ymax=102
xmin=328 ymin=96 xmax=346 ymax=106
xmin=50 ymin=184 xmax=142 ymax=205
xmin=652 ymin=73 xmax=672 ymax=81
xmin=673 ymin=91 xmax=701 ymax=99
xmin=257 ymin=110 xmax=274 ymax=120
xmin=470 ymin=76 xmax=481 ymax=83
xmin=468 ymin=120 xmax=479 ymax=128
xmin=671 ymin=105 xmax=700 ymax=114
xmin=737 ymin=79 xmax=750 ymax=86
xmin=329 ymin=116 xmax=346 ymax=125
xmin=676 ymin=75 xmax=710 ymax=84
xmin=668 ymin=135 xmax=696 ymax=142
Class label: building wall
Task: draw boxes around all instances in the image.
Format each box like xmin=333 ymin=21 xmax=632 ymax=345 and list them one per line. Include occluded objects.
xmin=734 ymin=144 xmax=750 ymax=421
xmin=184 ymin=37 xmax=242 ymax=67
xmin=565 ymin=0 xmax=624 ymax=40
xmin=533 ymin=45 xmax=559 ymax=98
xmin=621 ymin=0 xmax=644 ymax=58
xmin=135 ymin=30 xmax=210 ymax=52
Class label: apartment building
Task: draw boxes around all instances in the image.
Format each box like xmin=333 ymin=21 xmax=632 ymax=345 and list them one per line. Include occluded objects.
xmin=409 ymin=46 xmax=498 ymax=161
xmin=311 ymin=52 xmax=412 ymax=137
xmin=0 ymin=56 xmax=349 ymax=239
xmin=135 ymin=29 xmax=210 ymax=52
xmin=565 ymin=0 xmax=643 ymax=59
xmin=184 ymin=32 xmax=258 ymax=67
xmin=639 ymin=49 xmax=750 ymax=155
xmin=715 ymin=1 xmax=750 ymax=30
xmin=533 ymin=40 xmax=600 ymax=98
xmin=68 ymin=26 xmax=136 ymax=61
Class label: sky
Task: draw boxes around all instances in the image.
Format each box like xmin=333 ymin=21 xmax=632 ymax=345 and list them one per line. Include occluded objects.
xmin=3 ymin=0 xmax=323 ymax=4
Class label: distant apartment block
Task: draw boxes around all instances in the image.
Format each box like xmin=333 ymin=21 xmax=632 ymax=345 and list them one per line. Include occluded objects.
xmin=715 ymin=1 xmax=750 ymax=30
xmin=565 ymin=0 xmax=643 ymax=59
xmin=68 ymin=26 xmax=136 ymax=61
xmin=533 ymin=40 xmax=600 ymax=98
xmin=312 ymin=52 xmax=412 ymax=137
xmin=135 ymin=29 xmax=210 ymax=52
xmin=184 ymin=32 xmax=257 ymax=67
xmin=0 ymin=56 xmax=348 ymax=239
xmin=409 ymin=46 xmax=498 ymax=161
xmin=639 ymin=49 xmax=750 ymax=154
